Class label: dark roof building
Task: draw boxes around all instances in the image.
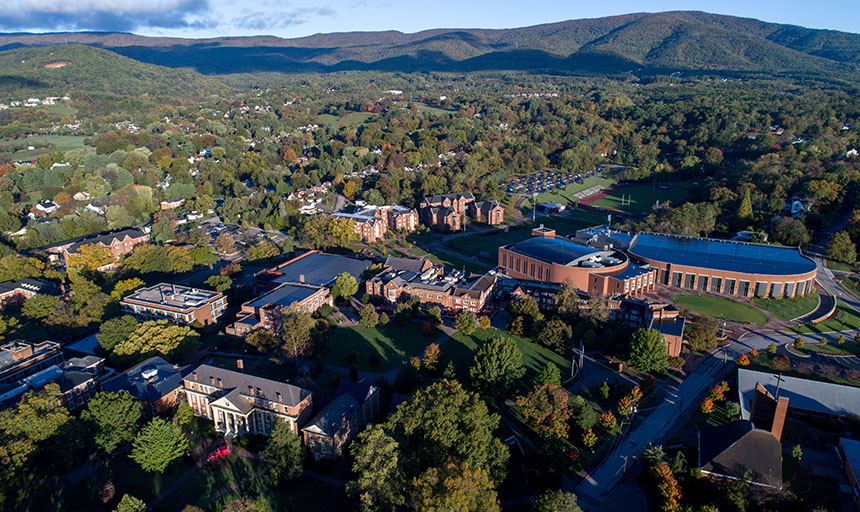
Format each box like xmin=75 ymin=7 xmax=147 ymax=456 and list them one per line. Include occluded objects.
xmin=302 ymin=380 xmax=380 ymax=460
xmin=699 ymin=420 xmax=782 ymax=489
xmin=255 ymin=250 xmax=371 ymax=290
xmin=102 ymin=356 xmax=185 ymax=416
xmin=738 ymin=368 xmax=860 ymax=419
xmin=0 ymin=278 xmax=59 ymax=311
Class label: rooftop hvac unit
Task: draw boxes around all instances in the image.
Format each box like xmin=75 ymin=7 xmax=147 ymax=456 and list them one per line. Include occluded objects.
xmin=141 ymin=366 xmax=158 ymax=380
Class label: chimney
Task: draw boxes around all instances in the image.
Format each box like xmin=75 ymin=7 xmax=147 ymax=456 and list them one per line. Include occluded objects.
xmin=276 ymin=392 xmax=282 ymax=403
xmin=299 ymin=274 xmax=305 ymax=284
xmin=236 ymin=359 xmax=244 ymax=371
xmin=192 ymin=371 xmax=197 ymax=381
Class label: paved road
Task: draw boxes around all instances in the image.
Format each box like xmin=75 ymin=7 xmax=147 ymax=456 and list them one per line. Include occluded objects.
xmin=574 ymin=353 xmax=727 ymax=510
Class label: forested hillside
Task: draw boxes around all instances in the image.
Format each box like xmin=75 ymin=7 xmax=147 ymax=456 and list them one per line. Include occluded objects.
xmin=0 ymin=11 xmax=858 ymax=76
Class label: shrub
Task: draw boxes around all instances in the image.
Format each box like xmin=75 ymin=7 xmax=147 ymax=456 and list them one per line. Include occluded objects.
xmin=726 ymin=402 xmax=741 ymax=418
xmin=735 ymin=354 xmax=750 ymax=366
xmin=838 ymin=335 xmax=846 ymax=345
xmin=770 ymin=354 xmax=791 ymax=371
xmin=767 ymin=343 xmax=777 ymax=354
xmin=378 ymin=312 xmax=389 ymax=326
xmin=361 ymin=293 xmax=370 ymax=304
xmin=820 ymin=337 xmax=828 ymax=346
xmin=749 ymin=348 xmax=759 ymax=359
xmin=700 ymin=397 xmax=715 ymax=414
xmin=582 ymin=429 xmax=598 ymax=449
xmin=598 ymin=380 xmax=611 ymax=400
xmin=668 ymin=356 xmax=685 ymax=368
xmin=794 ymin=337 xmax=804 ymax=348
xmin=478 ymin=316 xmax=491 ymax=329
xmin=599 ymin=411 xmax=617 ymax=431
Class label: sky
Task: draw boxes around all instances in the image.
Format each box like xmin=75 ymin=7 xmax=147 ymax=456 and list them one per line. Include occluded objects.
xmin=0 ymin=0 xmax=858 ymax=38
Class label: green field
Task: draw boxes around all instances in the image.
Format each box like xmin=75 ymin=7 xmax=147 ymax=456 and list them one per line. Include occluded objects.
xmin=48 ymin=103 xmax=77 ymax=116
xmin=439 ymin=328 xmax=570 ymax=393
xmin=589 ymin=184 xmax=690 ymax=214
xmin=324 ymin=323 xmax=435 ymax=372
xmin=827 ymin=259 xmax=855 ymax=272
xmin=0 ymin=134 xmax=90 ymax=160
xmin=671 ymin=294 xmax=769 ymax=325
xmin=318 ymin=112 xmax=377 ymax=129
xmin=414 ymin=102 xmax=455 ymax=116
xmin=790 ymin=300 xmax=860 ymax=334
xmin=444 ymin=212 xmax=606 ymax=264
xmin=750 ymin=292 xmax=820 ymax=321
xmin=531 ymin=176 xmax=615 ymax=206
xmin=798 ymin=340 xmax=860 ymax=356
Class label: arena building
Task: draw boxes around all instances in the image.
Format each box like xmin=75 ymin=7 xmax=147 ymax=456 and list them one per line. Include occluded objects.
xmin=576 ymin=227 xmax=818 ymax=298
xmin=497 ymin=226 xmax=657 ymax=297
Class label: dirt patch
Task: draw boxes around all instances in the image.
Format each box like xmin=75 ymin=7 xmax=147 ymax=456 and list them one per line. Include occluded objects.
xmin=44 ymin=61 xmax=69 ymax=68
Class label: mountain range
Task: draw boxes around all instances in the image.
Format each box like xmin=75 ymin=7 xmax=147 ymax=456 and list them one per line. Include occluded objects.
xmin=1 ymin=11 xmax=859 ymax=76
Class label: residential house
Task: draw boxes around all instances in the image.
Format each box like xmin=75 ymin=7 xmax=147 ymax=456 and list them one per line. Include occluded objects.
xmin=121 ymin=283 xmax=227 ymax=326
xmin=102 ymin=356 xmax=185 ymax=416
xmin=34 ymin=200 xmax=59 ymax=215
xmin=183 ymin=365 xmax=313 ymax=437
xmin=302 ymin=380 xmax=380 ymax=460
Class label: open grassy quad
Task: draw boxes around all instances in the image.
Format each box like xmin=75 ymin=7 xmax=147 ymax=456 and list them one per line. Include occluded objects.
xmin=827 ymin=259 xmax=856 ymax=272
xmin=0 ymin=134 xmax=90 ymax=160
xmin=671 ymin=294 xmax=769 ymax=325
xmin=318 ymin=112 xmax=376 ymax=129
xmin=324 ymin=323 xmax=436 ymax=372
xmin=790 ymin=299 xmax=860 ymax=334
xmin=750 ymin=292 xmax=820 ymax=321
xmin=532 ymin=176 xmax=615 ymax=206
xmin=588 ymin=183 xmax=690 ymax=214
xmin=438 ymin=328 xmax=570 ymax=393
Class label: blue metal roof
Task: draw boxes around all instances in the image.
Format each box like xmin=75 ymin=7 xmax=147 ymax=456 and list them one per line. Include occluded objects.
xmin=510 ymin=237 xmax=599 ymax=265
xmin=612 ymin=262 xmax=653 ymax=280
xmin=629 ymin=233 xmax=816 ymax=276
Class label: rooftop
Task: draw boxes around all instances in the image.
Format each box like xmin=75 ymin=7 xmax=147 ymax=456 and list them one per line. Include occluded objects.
xmin=102 ymin=356 xmax=185 ymax=402
xmin=188 ymin=364 xmax=311 ymax=408
xmin=42 ymin=228 xmax=147 ymax=252
xmin=629 ymin=232 xmax=817 ymax=276
xmin=269 ymin=252 xmax=371 ymax=287
xmin=509 ymin=236 xmax=624 ymax=268
xmin=700 ymin=420 xmax=782 ymax=488
xmin=123 ymin=283 xmax=222 ymax=310
xmin=246 ymin=283 xmax=320 ymax=310
xmin=738 ymin=368 xmax=860 ymax=419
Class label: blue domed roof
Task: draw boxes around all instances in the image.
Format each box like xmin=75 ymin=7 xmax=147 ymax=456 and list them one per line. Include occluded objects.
xmin=511 ymin=237 xmax=599 ymax=265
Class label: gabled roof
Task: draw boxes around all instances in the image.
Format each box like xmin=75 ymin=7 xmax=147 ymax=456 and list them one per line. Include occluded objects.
xmin=302 ymin=380 xmax=377 ymax=437
xmin=700 ymin=420 xmax=782 ymax=488
xmin=384 ymin=256 xmax=430 ymax=273
xmin=188 ymin=364 xmax=311 ymax=408
xmin=738 ymin=368 xmax=860 ymax=419
xmin=41 ymin=228 xmax=147 ymax=253
xmin=0 ymin=278 xmax=58 ymax=296
xmin=422 ymin=192 xmax=474 ymax=204
xmin=102 ymin=356 xmax=185 ymax=402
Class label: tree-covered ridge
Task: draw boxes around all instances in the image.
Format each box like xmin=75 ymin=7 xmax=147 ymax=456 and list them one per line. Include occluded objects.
xmin=0 ymin=12 xmax=859 ymax=76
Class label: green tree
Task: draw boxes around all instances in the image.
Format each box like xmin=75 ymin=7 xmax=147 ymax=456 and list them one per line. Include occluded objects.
xmin=21 ymin=294 xmax=60 ymax=320
xmin=629 ymin=328 xmax=669 ymax=373
xmin=215 ymin=233 xmax=235 ymax=253
xmin=468 ymin=337 xmax=526 ymax=397
xmin=331 ymin=272 xmax=359 ymax=300
xmin=246 ymin=240 xmax=280 ymax=261
xmin=152 ymin=215 xmax=175 ymax=243
xmin=112 ymin=320 xmax=199 ymax=361
xmin=0 ymin=255 xmax=44 ymax=282
xmin=280 ymin=304 xmax=315 ymax=362
xmin=81 ymin=391 xmax=142 ymax=454
xmin=246 ymin=329 xmax=279 ymax=353
xmin=510 ymin=296 xmax=544 ymax=332
xmin=534 ymin=363 xmax=562 ymax=387
xmin=410 ymin=461 xmax=500 ymax=512
xmin=130 ymin=417 xmax=189 ymax=473
xmin=532 ymin=490 xmax=582 ymax=512
xmin=97 ymin=315 xmax=140 ymax=352
xmin=536 ymin=317 xmax=572 ymax=353
xmin=205 ymin=274 xmax=232 ymax=293
xmin=569 ymin=395 xmax=598 ymax=433
xmin=176 ymin=402 xmax=194 ymax=428
xmin=327 ymin=217 xmax=358 ymax=247
xmin=360 ymin=304 xmax=379 ymax=329
xmin=261 ymin=420 xmax=304 ymax=486
xmin=735 ymin=188 xmax=753 ymax=223
xmin=114 ymin=494 xmax=146 ymax=512
xmin=0 ymin=383 xmax=71 ymax=444
xmin=456 ymin=311 xmax=477 ymax=336
xmin=111 ymin=278 xmax=145 ymax=301
xmin=67 ymin=243 xmax=115 ymax=271
xmin=827 ymin=231 xmax=857 ymax=264
xmin=348 ymin=425 xmax=406 ymax=512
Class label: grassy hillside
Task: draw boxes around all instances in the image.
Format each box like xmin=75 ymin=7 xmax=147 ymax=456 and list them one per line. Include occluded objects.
xmin=0 ymin=12 xmax=858 ymax=76
xmin=0 ymin=44 xmax=226 ymax=100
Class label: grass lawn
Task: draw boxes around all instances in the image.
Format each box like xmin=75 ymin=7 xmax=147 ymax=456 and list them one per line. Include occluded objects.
xmin=318 ymin=112 xmax=376 ymax=129
xmin=750 ymin=292 xmax=819 ymax=321
xmin=790 ymin=299 xmax=860 ymax=333
xmin=424 ymin=252 xmax=488 ymax=273
xmin=438 ymin=328 xmax=570 ymax=393
xmin=210 ymin=474 xmax=349 ymax=512
xmin=798 ymin=340 xmax=860 ymax=356
xmin=324 ymin=323 xmax=438 ymax=372
xmin=827 ymin=259 xmax=855 ymax=272
xmin=532 ymin=176 xmax=615 ymax=206
xmin=414 ymin=102 xmax=455 ymax=116
xmin=671 ymin=294 xmax=769 ymax=325
xmin=842 ymin=277 xmax=860 ymax=300
xmin=589 ymin=184 xmax=690 ymax=214
xmin=0 ymin=134 xmax=90 ymax=160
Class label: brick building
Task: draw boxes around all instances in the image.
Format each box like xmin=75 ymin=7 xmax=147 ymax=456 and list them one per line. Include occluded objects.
xmin=333 ymin=205 xmax=419 ymax=243
xmin=0 ymin=278 xmax=59 ymax=311
xmin=302 ymin=380 xmax=380 ymax=460
xmin=42 ymin=228 xmax=149 ymax=270
xmin=183 ymin=365 xmax=313 ymax=437
xmin=498 ymin=227 xmax=657 ymax=297
xmin=366 ymin=256 xmax=496 ymax=313
xmin=0 ymin=340 xmax=63 ymax=385
xmin=420 ymin=192 xmax=504 ymax=230
xmin=228 ymin=284 xmax=331 ymax=336
xmin=121 ymin=283 xmax=227 ymax=326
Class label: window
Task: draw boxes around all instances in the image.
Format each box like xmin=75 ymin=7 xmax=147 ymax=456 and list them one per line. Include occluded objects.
xmin=624 ymin=281 xmax=629 ymax=293
xmin=755 ymin=282 xmax=768 ymax=297
xmin=726 ymin=279 xmax=737 ymax=295
xmin=770 ymin=283 xmax=782 ymax=298
xmin=530 ymin=263 xmax=535 ymax=277
xmin=685 ymin=274 xmax=696 ymax=290
xmin=698 ymin=275 xmax=709 ymax=292
xmin=710 ymin=277 xmax=722 ymax=294
xmin=515 ymin=259 xmax=520 ymax=272
xmin=649 ymin=273 xmax=654 ymax=285
xmin=784 ymin=282 xmax=795 ymax=297
xmin=739 ymin=280 xmax=750 ymax=296
xmin=672 ymin=272 xmax=683 ymax=287
xmin=537 ymin=266 xmax=542 ymax=280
